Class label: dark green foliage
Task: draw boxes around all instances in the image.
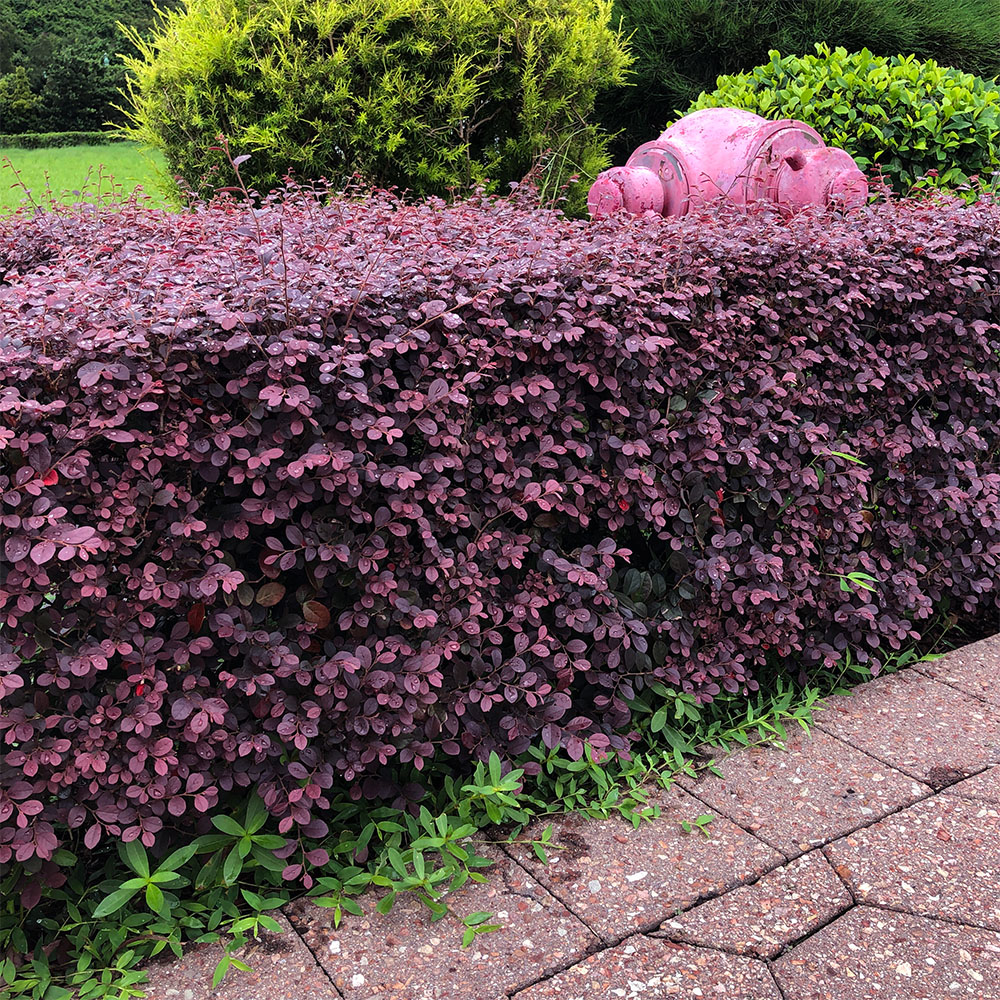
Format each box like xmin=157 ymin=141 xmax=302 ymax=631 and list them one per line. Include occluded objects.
xmin=0 ymin=14 xmax=20 ymax=74
xmin=691 ymin=45 xmax=1000 ymax=195
xmin=0 ymin=130 xmax=127 ymax=148
xmin=0 ymin=65 xmax=41 ymax=132
xmin=38 ymin=51 xmax=115 ymax=132
xmin=2 ymin=0 xmax=168 ymax=44
xmin=118 ymin=0 xmax=631 ymax=206
xmin=0 ymin=0 xmax=179 ymax=132
xmin=598 ymin=0 xmax=1000 ymax=157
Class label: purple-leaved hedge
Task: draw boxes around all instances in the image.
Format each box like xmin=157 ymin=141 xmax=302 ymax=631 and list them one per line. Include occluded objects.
xmin=1 ymin=188 xmax=998 ymax=883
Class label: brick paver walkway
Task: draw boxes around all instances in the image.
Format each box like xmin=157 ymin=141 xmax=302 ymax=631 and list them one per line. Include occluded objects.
xmin=142 ymin=634 xmax=1000 ymax=1000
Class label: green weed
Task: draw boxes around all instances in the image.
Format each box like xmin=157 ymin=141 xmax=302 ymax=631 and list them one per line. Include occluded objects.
xmin=0 ymin=641 xmax=946 ymax=999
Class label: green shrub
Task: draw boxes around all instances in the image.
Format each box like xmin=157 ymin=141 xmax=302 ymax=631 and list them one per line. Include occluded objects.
xmin=118 ymin=0 xmax=631 ymax=206
xmin=0 ymin=66 xmax=43 ymax=133
xmin=598 ymin=0 xmax=1000 ymax=158
xmin=688 ymin=45 xmax=1000 ymax=195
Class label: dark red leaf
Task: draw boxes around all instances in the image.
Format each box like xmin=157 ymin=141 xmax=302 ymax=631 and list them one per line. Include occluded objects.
xmin=302 ymin=601 xmax=330 ymax=628
xmin=257 ymin=583 xmax=286 ymax=607
xmin=187 ymin=603 xmax=205 ymax=633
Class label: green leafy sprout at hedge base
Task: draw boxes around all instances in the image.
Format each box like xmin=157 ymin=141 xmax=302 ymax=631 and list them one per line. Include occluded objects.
xmin=116 ymin=0 xmax=632 ymax=209
xmin=688 ymin=44 xmax=1000 ymax=197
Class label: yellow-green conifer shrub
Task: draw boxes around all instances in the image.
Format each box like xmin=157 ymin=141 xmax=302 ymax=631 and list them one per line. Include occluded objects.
xmin=118 ymin=0 xmax=631 ymax=206
xmin=688 ymin=44 xmax=1000 ymax=197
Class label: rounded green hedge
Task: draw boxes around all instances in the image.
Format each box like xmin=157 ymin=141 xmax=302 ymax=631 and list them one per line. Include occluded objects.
xmin=118 ymin=0 xmax=631 ymax=206
xmin=688 ymin=44 xmax=1000 ymax=195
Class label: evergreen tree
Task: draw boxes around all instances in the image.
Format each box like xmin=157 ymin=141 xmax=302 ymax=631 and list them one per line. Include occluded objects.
xmin=0 ymin=0 xmax=179 ymax=133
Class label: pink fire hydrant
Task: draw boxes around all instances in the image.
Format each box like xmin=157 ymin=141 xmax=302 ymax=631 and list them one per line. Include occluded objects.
xmin=588 ymin=107 xmax=868 ymax=219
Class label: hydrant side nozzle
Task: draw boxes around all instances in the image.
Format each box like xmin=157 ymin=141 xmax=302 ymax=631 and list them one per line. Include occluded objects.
xmin=587 ymin=172 xmax=625 ymax=217
xmin=783 ymin=150 xmax=807 ymax=172
xmin=828 ymin=169 xmax=869 ymax=211
xmin=587 ymin=166 xmax=664 ymax=218
xmin=771 ymin=146 xmax=870 ymax=215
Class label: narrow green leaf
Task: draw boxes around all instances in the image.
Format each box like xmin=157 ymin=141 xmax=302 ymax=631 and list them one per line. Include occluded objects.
xmin=826 ymin=450 xmax=866 ymax=465
xmin=92 ymin=886 xmax=141 ymax=919
xmin=222 ymin=848 xmax=243 ymax=885
xmin=650 ymin=706 xmax=668 ymax=734
xmin=145 ymin=883 xmax=165 ymax=915
xmin=122 ymin=840 xmax=149 ymax=878
xmin=211 ymin=815 xmax=245 ymax=838
xmin=252 ymin=834 xmax=285 ymax=850
xmin=488 ymin=751 xmax=502 ymax=787
xmin=157 ymin=842 xmax=199 ymax=874
xmin=244 ymin=793 xmax=268 ymax=834
xmin=241 ymin=888 xmax=264 ymax=910
xmin=211 ymin=955 xmax=230 ymax=989
xmin=387 ymin=847 xmax=408 ymax=877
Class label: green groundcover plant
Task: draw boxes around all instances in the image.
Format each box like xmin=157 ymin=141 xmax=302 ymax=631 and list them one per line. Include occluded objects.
xmin=689 ymin=44 xmax=1000 ymax=196
xmin=117 ymin=0 xmax=631 ymax=209
xmin=4 ymin=644 xmax=928 ymax=1000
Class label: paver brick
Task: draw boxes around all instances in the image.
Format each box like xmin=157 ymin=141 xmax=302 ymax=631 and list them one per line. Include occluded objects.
xmin=433 ymin=846 xmax=601 ymax=991
xmin=944 ymin=765 xmax=1000 ymax=805
xmin=825 ymin=794 xmax=1000 ymax=930
xmin=654 ymin=850 xmax=852 ymax=958
xmin=677 ymin=727 xmax=927 ymax=857
xmin=772 ymin=906 xmax=1000 ymax=999
xmin=913 ymin=633 xmax=1000 ymax=707
xmin=286 ymin=847 xmax=596 ymax=1000
xmin=502 ymin=781 xmax=782 ymax=942
xmin=140 ymin=912 xmax=336 ymax=1000
xmin=812 ymin=669 xmax=1000 ymax=787
xmin=511 ymin=934 xmax=783 ymax=999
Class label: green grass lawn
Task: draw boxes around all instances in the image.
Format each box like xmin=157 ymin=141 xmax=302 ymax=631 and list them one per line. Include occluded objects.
xmin=0 ymin=143 xmax=170 ymax=211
